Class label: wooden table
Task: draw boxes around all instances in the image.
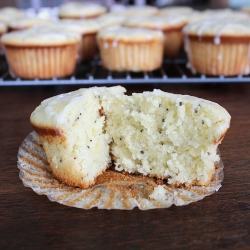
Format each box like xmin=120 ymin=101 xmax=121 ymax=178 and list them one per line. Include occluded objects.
xmin=1 ymin=83 xmax=250 ymax=249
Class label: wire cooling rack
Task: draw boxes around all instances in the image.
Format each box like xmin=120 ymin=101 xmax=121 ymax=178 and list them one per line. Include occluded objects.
xmin=1 ymin=55 xmax=250 ymax=86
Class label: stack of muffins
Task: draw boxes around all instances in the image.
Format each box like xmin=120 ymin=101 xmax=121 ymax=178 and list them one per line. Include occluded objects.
xmin=1 ymin=2 xmax=250 ymax=79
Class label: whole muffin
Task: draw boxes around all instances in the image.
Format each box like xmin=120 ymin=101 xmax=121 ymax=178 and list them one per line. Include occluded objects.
xmin=159 ymin=6 xmax=193 ymax=15
xmin=8 ymin=16 xmax=53 ymax=32
xmin=1 ymin=25 xmax=81 ymax=79
xmin=123 ymin=15 xmax=188 ymax=58
xmin=0 ymin=7 xmax=26 ymax=23
xmin=183 ymin=18 xmax=250 ymax=76
xmin=97 ymin=26 xmax=164 ymax=72
xmin=114 ymin=5 xmax=159 ymax=17
xmin=58 ymin=1 xmax=107 ymax=19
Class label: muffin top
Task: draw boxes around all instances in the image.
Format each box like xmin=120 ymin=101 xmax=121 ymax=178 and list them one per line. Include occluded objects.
xmin=96 ymin=12 xmax=126 ymax=29
xmin=159 ymin=6 xmax=193 ymax=15
xmin=0 ymin=21 xmax=7 ymax=33
xmin=97 ymin=26 xmax=164 ymax=43
xmin=116 ymin=5 xmax=159 ymax=17
xmin=8 ymin=17 xmax=53 ymax=30
xmin=183 ymin=18 xmax=250 ymax=37
xmin=123 ymin=15 xmax=188 ymax=31
xmin=1 ymin=25 xmax=81 ymax=46
xmin=0 ymin=7 xmax=26 ymax=22
xmin=51 ymin=19 xmax=100 ymax=34
xmin=190 ymin=9 xmax=249 ymax=23
xmin=58 ymin=1 xmax=107 ymax=19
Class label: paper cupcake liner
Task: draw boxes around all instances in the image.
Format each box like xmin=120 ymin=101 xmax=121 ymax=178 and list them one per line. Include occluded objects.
xmin=80 ymin=34 xmax=97 ymax=62
xmin=185 ymin=38 xmax=250 ymax=75
xmin=4 ymin=44 xmax=79 ymax=79
xmin=163 ymin=29 xmax=183 ymax=58
xmin=17 ymin=131 xmax=224 ymax=210
xmin=98 ymin=39 xmax=163 ymax=72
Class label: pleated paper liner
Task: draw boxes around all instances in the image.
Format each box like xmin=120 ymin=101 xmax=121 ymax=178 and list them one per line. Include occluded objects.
xmin=17 ymin=131 xmax=224 ymax=210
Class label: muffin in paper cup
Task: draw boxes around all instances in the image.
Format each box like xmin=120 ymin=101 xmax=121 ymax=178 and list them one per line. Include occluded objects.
xmin=183 ymin=18 xmax=250 ymax=76
xmin=17 ymin=131 xmax=224 ymax=210
xmin=58 ymin=1 xmax=107 ymax=19
xmin=1 ymin=25 xmax=81 ymax=79
xmin=97 ymin=26 xmax=164 ymax=72
xmin=123 ymin=15 xmax=188 ymax=58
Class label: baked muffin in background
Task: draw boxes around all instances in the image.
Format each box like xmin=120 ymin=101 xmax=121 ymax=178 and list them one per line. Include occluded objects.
xmin=113 ymin=5 xmax=159 ymax=17
xmin=123 ymin=15 xmax=188 ymax=58
xmin=8 ymin=16 xmax=53 ymax=32
xmin=30 ymin=86 xmax=230 ymax=188
xmin=183 ymin=18 xmax=250 ymax=76
xmin=58 ymin=1 xmax=107 ymax=19
xmin=159 ymin=6 xmax=193 ymax=15
xmin=97 ymin=26 xmax=164 ymax=72
xmin=95 ymin=12 xmax=126 ymax=29
xmin=0 ymin=21 xmax=7 ymax=53
xmin=0 ymin=7 xmax=26 ymax=23
xmin=1 ymin=25 xmax=81 ymax=79
xmin=48 ymin=19 xmax=100 ymax=62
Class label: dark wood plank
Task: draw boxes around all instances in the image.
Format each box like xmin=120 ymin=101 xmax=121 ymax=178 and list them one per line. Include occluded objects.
xmin=1 ymin=83 xmax=250 ymax=250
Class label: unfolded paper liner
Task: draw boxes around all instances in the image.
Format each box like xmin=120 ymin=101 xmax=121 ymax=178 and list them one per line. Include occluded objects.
xmin=17 ymin=131 xmax=224 ymax=210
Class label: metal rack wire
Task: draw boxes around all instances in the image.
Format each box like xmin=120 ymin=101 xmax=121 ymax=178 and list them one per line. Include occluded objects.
xmin=1 ymin=55 xmax=250 ymax=86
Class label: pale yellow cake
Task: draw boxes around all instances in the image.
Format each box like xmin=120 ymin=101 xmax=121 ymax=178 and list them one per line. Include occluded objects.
xmin=30 ymin=86 xmax=230 ymax=189
xmin=30 ymin=86 xmax=126 ymax=188
xmin=102 ymin=89 xmax=231 ymax=186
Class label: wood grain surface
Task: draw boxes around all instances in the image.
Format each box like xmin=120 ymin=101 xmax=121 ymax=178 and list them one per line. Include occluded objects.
xmin=1 ymin=83 xmax=250 ymax=250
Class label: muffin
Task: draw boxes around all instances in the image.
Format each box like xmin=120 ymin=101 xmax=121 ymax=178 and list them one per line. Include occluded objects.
xmin=30 ymin=86 xmax=126 ymax=188
xmin=102 ymin=89 xmax=230 ymax=186
xmin=58 ymin=1 xmax=107 ymax=19
xmin=183 ymin=18 xmax=250 ymax=76
xmin=0 ymin=7 xmax=26 ymax=23
xmin=30 ymin=86 xmax=230 ymax=188
xmin=0 ymin=21 xmax=7 ymax=52
xmin=49 ymin=19 xmax=100 ymax=61
xmin=123 ymin=15 xmax=188 ymax=58
xmin=8 ymin=16 xmax=53 ymax=32
xmin=159 ymin=6 xmax=193 ymax=15
xmin=1 ymin=25 xmax=81 ymax=79
xmin=96 ymin=12 xmax=126 ymax=29
xmin=97 ymin=26 xmax=164 ymax=72
xmin=115 ymin=5 xmax=159 ymax=17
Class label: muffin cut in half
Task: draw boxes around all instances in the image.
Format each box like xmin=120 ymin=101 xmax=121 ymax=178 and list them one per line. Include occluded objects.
xmin=102 ymin=89 xmax=230 ymax=186
xmin=30 ymin=86 xmax=230 ymax=188
xmin=30 ymin=86 xmax=126 ymax=188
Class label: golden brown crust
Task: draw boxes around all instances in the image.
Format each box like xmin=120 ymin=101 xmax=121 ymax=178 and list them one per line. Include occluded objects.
xmin=98 ymin=37 xmax=162 ymax=45
xmin=59 ymin=14 xmax=104 ymax=19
